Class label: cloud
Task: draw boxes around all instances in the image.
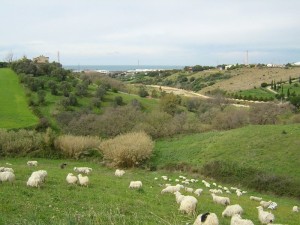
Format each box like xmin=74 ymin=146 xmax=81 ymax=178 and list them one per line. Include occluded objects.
xmin=0 ymin=0 xmax=300 ymax=65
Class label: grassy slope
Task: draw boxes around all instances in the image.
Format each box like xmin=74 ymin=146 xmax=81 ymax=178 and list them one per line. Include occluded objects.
xmin=199 ymin=67 xmax=300 ymax=93
xmin=0 ymin=68 xmax=38 ymax=129
xmin=236 ymin=88 xmax=275 ymax=98
xmin=153 ymin=124 xmax=300 ymax=181
xmin=0 ymin=158 xmax=299 ymax=225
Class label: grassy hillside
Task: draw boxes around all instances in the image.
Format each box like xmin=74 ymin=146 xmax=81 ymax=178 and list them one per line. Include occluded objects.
xmin=0 ymin=68 xmax=38 ymax=129
xmin=153 ymin=124 xmax=300 ymax=181
xmin=200 ymin=67 xmax=300 ymax=94
xmin=0 ymin=158 xmax=299 ymax=225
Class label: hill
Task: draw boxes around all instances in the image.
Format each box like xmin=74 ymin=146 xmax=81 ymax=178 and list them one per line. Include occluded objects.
xmin=199 ymin=67 xmax=300 ymax=94
xmin=0 ymin=68 xmax=38 ymax=129
xmin=153 ymin=124 xmax=300 ymax=197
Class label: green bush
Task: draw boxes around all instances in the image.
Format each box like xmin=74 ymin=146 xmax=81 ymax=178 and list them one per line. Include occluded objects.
xmin=99 ymin=131 xmax=154 ymax=167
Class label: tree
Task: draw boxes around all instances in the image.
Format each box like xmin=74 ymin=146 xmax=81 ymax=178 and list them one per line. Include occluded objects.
xmin=138 ymin=86 xmax=149 ymax=98
xmin=289 ymin=95 xmax=300 ymax=109
xmin=289 ymin=76 xmax=292 ymax=84
xmin=75 ymin=83 xmax=88 ymax=96
xmin=95 ymin=85 xmax=106 ymax=100
xmin=37 ymin=90 xmax=46 ymax=105
xmin=287 ymin=88 xmax=290 ymax=98
xmin=159 ymin=93 xmax=181 ymax=115
xmin=114 ymin=96 xmax=123 ymax=106
xmin=60 ymin=81 xmax=72 ymax=97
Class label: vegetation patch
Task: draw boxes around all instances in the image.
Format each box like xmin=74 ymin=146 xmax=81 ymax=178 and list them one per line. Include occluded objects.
xmin=0 ymin=68 xmax=38 ymax=129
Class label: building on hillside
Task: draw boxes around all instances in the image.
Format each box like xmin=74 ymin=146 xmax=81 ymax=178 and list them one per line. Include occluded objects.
xmin=33 ymin=55 xmax=49 ymax=63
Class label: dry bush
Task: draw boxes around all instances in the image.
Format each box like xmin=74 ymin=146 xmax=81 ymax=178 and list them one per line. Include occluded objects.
xmin=54 ymin=135 xmax=101 ymax=158
xmin=0 ymin=129 xmax=44 ymax=156
xmin=213 ymin=107 xmax=249 ymax=130
xmin=99 ymin=131 xmax=154 ymax=167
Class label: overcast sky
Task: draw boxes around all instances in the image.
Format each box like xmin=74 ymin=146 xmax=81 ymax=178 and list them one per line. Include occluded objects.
xmin=1 ymin=0 xmax=300 ymax=65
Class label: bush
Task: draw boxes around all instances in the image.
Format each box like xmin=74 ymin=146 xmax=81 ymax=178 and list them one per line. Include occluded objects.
xmin=99 ymin=131 xmax=154 ymax=167
xmin=0 ymin=129 xmax=45 ymax=156
xmin=54 ymin=135 xmax=101 ymax=159
xmin=261 ymin=82 xmax=268 ymax=88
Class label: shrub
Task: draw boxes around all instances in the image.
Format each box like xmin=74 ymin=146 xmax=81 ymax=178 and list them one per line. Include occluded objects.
xmin=54 ymin=135 xmax=101 ymax=159
xmin=0 ymin=129 xmax=45 ymax=156
xmin=99 ymin=131 xmax=154 ymax=167
xmin=261 ymin=82 xmax=268 ymax=88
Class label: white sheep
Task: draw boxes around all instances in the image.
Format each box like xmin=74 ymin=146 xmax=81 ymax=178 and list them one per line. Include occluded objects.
xmin=250 ymin=196 xmax=262 ymax=201
xmin=27 ymin=175 xmax=43 ymax=188
xmin=267 ymin=202 xmax=277 ymax=210
xmin=236 ymin=190 xmax=243 ymax=197
xmin=129 ymin=181 xmax=142 ymax=189
xmin=74 ymin=167 xmax=92 ymax=175
xmin=260 ymin=200 xmax=272 ymax=208
xmin=193 ymin=212 xmax=219 ymax=225
xmin=174 ymin=191 xmax=185 ymax=204
xmin=0 ymin=171 xmax=15 ymax=183
xmin=210 ymin=189 xmax=223 ymax=194
xmin=179 ymin=195 xmax=198 ymax=215
xmin=185 ymin=187 xmax=194 ymax=193
xmin=231 ymin=214 xmax=254 ymax=225
xmin=222 ymin=204 xmax=243 ymax=217
xmin=194 ymin=188 xmax=203 ymax=196
xmin=78 ymin=174 xmax=89 ymax=187
xmin=32 ymin=170 xmax=47 ymax=182
xmin=161 ymin=185 xmax=182 ymax=194
xmin=114 ymin=169 xmax=125 ymax=177
xmin=66 ymin=173 xmax=78 ymax=185
xmin=212 ymin=193 xmax=230 ymax=206
xmin=0 ymin=167 xmax=14 ymax=173
xmin=257 ymin=206 xmax=275 ymax=224
xmin=27 ymin=161 xmax=38 ymax=166
xmin=292 ymin=206 xmax=299 ymax=212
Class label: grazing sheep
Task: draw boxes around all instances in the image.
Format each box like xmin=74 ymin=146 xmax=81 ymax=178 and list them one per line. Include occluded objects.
xmin=174 ymin=191 xmax=185 ymax=204
xmin=194 ymin=188 xmax=203 ymax=196
xmin=250 ymin=196 xmax=262 ymax=201
xmin=0 ymin=171 xmax=15 ymax=183
xmin=129 ymin=181 xmax=142 ymax=189
xmin=267 ymin=202 xmax=277 ymax=210
xmin=292 ymin=206 xmax=299 ymax=212
xmin=114 ymin=169 xmax=125 ymax=177
xmin=213 ymin=182 xmax=217 ymax=186
xmin=78 ymin=174 xmax=89 ymax=187
xmin=27 ymin=175 xmax=43 ymax=188
xmin=66 ymin=173 xmax=78 ymax=185
xmin=5 ymin=162 xmax=12 ymax=166
xmin=210 ymin=189 xmax=223 ymax=194
xmin=202 ymin=180 xmax=211 ymax=188
xmin=222 ymin=204 xmax=243 ymax=217
xmin=185 ymin=187 xmax=194 ymax=193
xmin=260 ymin=200 xmax=272 ymax=208
xmin=31 ymin=170 xmax=47 ymax=182
xmin=236 ymin=190 xmax=243 ymax=197
xmin=212 ymin=193 xmax=230 ymax=206
xmin=175 ymin=179 xmax=180 ymax=182
xmin=161 ymin=185 xmax=182 ymax=194
xmin=0 ymin=167 xmax=14 ymax=173
xmin=154 ymin=177 xmax=158 ymax=180
xmin=60 ymin=163 xmax=67 ymax=169
xmin=257 ymin=206 xmax=275 ymax=224
xmin=74 ymin=167 xmax=92 ymax=175
xmin=193 ymin=212 xmax=219 ymax=225
xmin=179 ymin=195 xmax=198 ymax=215
xmin=27 ymin=161 xmax=38 ymax=166
xmin=231 ymin=214 xmax=254 ymax=225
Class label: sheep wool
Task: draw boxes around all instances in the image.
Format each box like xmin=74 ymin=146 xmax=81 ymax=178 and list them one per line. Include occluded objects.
xmin=74 ymin=167 xmax=92 ymax=175
xmin=230 ymin=214 xmax=254 ymax=225
xmin=27 ymin=175 xmax=43 ymax=188
xmin=174 ymin=191 xmax=185 ymax=204
xmin=212 ymin=194 xmax=230 ymax=206
xmin=129 ymin=181 xmax=142 ymax=189
xmin=66 ymin=173 xmax=78 ymax=185
xmin=250 ymin=196 xmax=262 ymax=201
xmin=27 ymin=161 xmax=38 ymax=166
xmin=161 ymin=185 xmax=182 ymax=194
xmin=222 ymin=204 xmax=243 ymax=217
xmin=0 ymin=171 xmax=15 ymax=183
xmin=185 ymin=187 xmax=194 ymax=193
xmin=193 ymin=212 xmax=219 ymax=225
xmin=257 ymin=206 xmax=275 ymax=224
xmin=179 ymin=195 xmax=198 ymax=215
xmin=114 ymin=169 xmax=125 ymax=177
xmin=260 ymin=200 xmax=272 ymax=208
xmin=0 ymin=167 xmax=14 ymax=173
xmin=194 ymin=188 xmax=203 ymax=196
xmin=78 ymin=174 xmax=89 ymax=187
xmin=292 ymin=206 xmax=299 ymax=212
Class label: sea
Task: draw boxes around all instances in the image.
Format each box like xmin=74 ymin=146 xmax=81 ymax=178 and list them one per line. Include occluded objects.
xmin=63 ymin=65 xmax=183 ymax=73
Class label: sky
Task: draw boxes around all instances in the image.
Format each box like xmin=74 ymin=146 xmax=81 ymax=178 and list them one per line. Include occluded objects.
xmin=1 ymin=0 xmax=300 ymax=66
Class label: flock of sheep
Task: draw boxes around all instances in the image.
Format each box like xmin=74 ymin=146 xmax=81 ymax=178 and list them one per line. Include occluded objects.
xmin=1 ymin=161 xmax=299 ymax=224
xmin=153 ymin=175 xmax=299 ymax=225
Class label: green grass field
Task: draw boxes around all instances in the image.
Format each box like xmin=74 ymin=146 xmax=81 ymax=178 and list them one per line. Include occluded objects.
xmin=235 ymin=88 xmax=275 ymax=99
xmin=153 ymin=124 xmax=300 ymax=181
xmin=0 ymin=158 xmax=299 ymax=225
xmin=0 ymin=68 xmax=38 ymax=129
